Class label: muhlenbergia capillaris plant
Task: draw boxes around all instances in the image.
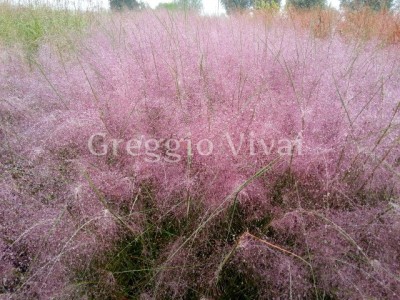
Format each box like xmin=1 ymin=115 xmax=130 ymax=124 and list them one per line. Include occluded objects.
xmin=0 ymin=5 xmax=399 ymax=299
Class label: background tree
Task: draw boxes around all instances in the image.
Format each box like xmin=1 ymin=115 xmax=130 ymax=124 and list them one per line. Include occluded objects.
xmin=221 ymin=0 xmax=254 ymax=14
xmin=254 ymin=0 xmax=281 ymax=10
xmin=178 ymin=0 xmax=203 ymax=11
xmin=340 ymin=0 xmax=393 ymax=11
xmin=157 ymin=0 xmax=202 ymax=11
xmin=109 ymin=0 xmax=141 ymax=10
xmin=157 ymin=2 xmax=181 ymax=10
xmin=286 ymin=0 xmax=325 ymax=9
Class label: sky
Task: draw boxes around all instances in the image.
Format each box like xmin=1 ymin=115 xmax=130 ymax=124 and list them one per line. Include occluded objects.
xmin=7 ymin=0 xmax=340 ymax=14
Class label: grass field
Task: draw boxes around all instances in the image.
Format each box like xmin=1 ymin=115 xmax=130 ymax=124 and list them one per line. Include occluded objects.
xmin=1 ymin=2 xmax=400 ymax=299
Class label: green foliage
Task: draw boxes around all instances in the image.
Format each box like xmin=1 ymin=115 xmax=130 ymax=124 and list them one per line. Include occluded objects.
xmin=157 ymin=2 xmax=181 ymax=10
xmin=0 ymin=4 xmax=87 ymax=44
xmin=340 ymin=0 xmax=393 ymax=10
xmin=177 ymin=0 xmax=203 ymax=11
xmin=217 ymin=262 xmax=260 ymax=299
xmin=254 ymin=0 xmax=281 ymax=10
xmin=109 ymin=0 xmax=141 ymax=10
xmin=0 ymin=4 xmax=88 ymax=61
xmin=74 ymin=181 xmax=273 ymax=298
xmin=74 ymin=184 xmax=201 ymax=298
xmin=157 ymin=0 xmax=202 ymax=11
xmin=221 ymin=0 xmax=255 ymax=13
xmin=287 ymin=0 xmax=326 ymax=8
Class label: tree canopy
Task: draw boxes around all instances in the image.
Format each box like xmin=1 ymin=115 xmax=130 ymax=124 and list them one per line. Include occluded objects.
xmin=286 ymin=0 xmax=326 ymax=9
xmin=340 ymin=0 xmax=393 ymax=11
xmin=109 ymin=0 xmax=142 ymax=10
xmin=221 ymin=0 xmax=255 ymax=13
xmin=157 ymin=0 xmax=202 ymax=11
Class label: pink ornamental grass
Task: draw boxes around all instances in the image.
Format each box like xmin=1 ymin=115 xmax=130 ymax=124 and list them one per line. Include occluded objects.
xmin=0 ymin=11 xmax=399 ymax=299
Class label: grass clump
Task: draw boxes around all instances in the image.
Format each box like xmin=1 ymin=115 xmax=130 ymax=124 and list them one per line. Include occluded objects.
xmin=0 ymin=3 xmax=90 ymax=61
xmin=0 ymin=8 xmax=399 ymax=300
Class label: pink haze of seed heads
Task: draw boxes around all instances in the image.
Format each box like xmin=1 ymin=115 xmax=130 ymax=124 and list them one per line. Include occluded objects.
xmin=0 ymin=11 xmax=399 ymax=299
